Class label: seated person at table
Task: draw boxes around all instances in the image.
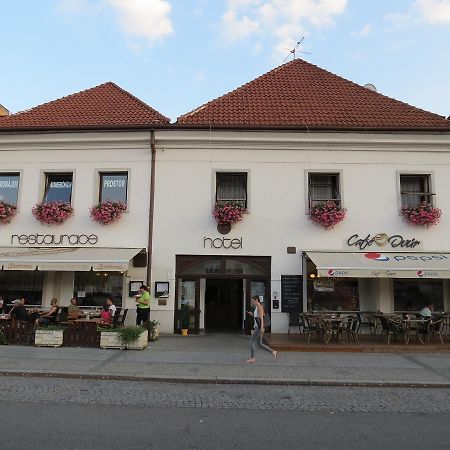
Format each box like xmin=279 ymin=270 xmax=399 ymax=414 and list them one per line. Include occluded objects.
xmin=35 ymin=298 xmax=59 ymax=326
xmin=99 ymin=305 xmax=112 ymax=326
xmin=10 ymin=299 xmax=29 ymax=321
xmin=67 ymin=297 xmax=84 ymax=319
xmin=0 ymin=296 xmax=4 ymax=313
xmin=106 ymin=297 xmax=116 ymax=319
xmin=419 ymin=302 xmax=433 ymax=318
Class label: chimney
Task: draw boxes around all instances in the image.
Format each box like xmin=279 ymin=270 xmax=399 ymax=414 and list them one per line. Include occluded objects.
xmin=0 ymin=104 xmax=9 ymax=116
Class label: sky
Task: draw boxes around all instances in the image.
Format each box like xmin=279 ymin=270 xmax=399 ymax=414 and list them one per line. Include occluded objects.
xmin=1 ymin=0 xmax=450 ymax=123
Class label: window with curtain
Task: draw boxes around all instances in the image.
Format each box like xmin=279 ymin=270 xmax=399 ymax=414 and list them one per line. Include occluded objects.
xmin=400 ymin=174 xmax=432 ymax=207
xmin=308 ymin=173 xmax=340 ymax=208
xmin=216 ymin=172 xmax=247 ymax=208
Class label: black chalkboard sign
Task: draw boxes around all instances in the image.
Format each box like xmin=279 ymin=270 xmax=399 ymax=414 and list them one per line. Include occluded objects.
xmin=281 ymin=275 xmax=302 ymax=313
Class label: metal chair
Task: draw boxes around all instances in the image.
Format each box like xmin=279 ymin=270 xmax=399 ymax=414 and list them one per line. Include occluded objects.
xmin=380 ymin=316 xmax=408 ymax=345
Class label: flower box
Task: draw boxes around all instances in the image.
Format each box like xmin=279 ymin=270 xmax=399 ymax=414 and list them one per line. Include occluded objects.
xmin=213 ymin=203 xmax=246 ymax=234
xmin=100 ymin=331 xmax=125 ymax=349
xmin=308 ymin=201 xmax=346 ymax=229
xmin=99 ymin=329 xmax=148 ymax=350
xmin=34 ymin=329 xmax=64 ymax=347
xmin=402 ymin=203 xmax=442 ymax=227
xmin=0 ymin=201 xmax=17 ymax=225
xmin=90 ymin=201 xmax=127 ymax=225
xmin=32 ymin=201 xmax=74 ymax=225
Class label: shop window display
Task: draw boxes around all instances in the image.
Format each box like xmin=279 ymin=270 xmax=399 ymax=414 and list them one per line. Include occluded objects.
xmin=0 ymin=270 xmax=43 ymax=305
xmin=74 ymin=271 xmax=123 ymax=307
xmin=394 ymin=279 xmax=443 ymax=311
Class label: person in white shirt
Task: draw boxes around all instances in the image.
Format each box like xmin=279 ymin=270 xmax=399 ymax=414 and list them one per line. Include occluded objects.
xmin=106 ymin=298 xmax=116 ymax=320
xmin=419 ymin=303 xmax=433 ymax=318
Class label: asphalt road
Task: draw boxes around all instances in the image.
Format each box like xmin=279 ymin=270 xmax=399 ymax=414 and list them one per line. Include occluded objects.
xmin=1 ymin=376 xmax=450 ymax=449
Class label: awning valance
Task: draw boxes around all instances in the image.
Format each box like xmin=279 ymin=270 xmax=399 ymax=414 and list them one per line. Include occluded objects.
xmin=306 ymin=251 xmax=450 ymax=279
xmin=0 ymin=247 xmax=143 ymax=271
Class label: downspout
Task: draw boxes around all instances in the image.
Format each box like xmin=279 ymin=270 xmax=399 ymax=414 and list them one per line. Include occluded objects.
xmin=147 ymin=130 xmax=156 ymax=287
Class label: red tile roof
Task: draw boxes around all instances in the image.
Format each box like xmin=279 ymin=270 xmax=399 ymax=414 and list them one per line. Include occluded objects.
xmin=177 ymin=59 xmax=450 ymax=131
xmin=0 ymin=82 xmax=170 ymax=130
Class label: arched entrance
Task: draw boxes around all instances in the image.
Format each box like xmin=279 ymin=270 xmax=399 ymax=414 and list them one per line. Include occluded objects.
xmin=175 ymin=255 xmax=271 ymax=334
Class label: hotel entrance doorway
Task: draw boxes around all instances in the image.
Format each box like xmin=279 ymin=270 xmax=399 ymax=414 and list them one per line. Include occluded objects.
xmin=205 ymin=279 xmax=243 ymax=331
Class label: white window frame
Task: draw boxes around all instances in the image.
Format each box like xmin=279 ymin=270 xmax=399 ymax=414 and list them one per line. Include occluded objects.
xmin=304 ymin=169 xmax=343 ymax=214
xmin=40 ymin=169 xmax=76 ymax=204
xmin=0 ymin=169 xmax=23 ymax=211
xmin=95 ymin=169 xmax=130 ymax=211
xmin=212 ymin=169 xmax=251 ymax=212
xmin=396 ymin=170 xmax=435 ymax=213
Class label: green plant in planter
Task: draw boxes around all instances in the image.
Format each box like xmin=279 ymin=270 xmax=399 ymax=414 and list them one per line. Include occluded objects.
xmin=0 ymin=329 xmax=8 ymax=345
xmin=117 ymin=326 xmax=145 ymax=344
xmin=143 ymin=320 xmax=160 ymax=342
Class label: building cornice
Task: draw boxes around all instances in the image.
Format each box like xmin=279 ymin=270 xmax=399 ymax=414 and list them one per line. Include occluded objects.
xmin=155 ymin=129 xmax=450 ymax=153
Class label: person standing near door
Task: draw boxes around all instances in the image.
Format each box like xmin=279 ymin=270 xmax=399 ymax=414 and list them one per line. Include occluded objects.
xmin=135 ymin=285 xmax=151 ymax=325
xmin=245 ymin=295 xmax=277 ymax=363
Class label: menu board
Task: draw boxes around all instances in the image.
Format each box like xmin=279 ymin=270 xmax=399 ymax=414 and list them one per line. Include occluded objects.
xmin=281 ymin=275 xmax=302 ymax=312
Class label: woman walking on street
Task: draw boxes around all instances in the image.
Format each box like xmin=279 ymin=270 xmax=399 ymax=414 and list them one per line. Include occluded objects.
xmin=246 ymin=295 xmax=278 ymax=363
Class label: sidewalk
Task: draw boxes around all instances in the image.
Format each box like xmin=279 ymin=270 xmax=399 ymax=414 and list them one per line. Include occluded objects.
xmin=1 ymin=334 xmax=450 ymax=387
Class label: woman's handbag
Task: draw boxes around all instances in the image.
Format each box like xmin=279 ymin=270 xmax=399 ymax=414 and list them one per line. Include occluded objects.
xmin=256 ymin=313 xmax=271 ymax=330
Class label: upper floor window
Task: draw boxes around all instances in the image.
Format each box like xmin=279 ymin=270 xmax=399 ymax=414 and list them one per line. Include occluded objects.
xmin=308 ymin=173 xmax=340 ymax=208
xmin=100 ymin=172 xmax=128 ymax=204
xmin=44 ymin=173 xmax=73 ymax=203
xmin=400 ymin=174 xmax=433 ymax=208
xmin=0 ymin=173 xmax=20 ymax=206
xmin=216 ymin=172 xmax=247 ymax=208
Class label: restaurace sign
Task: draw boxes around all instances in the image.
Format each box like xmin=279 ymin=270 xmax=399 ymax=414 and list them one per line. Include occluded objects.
xmin=11 ymin=234 xmax=99 ymax=246
xmin=347 ymin=233 xmax=420 ymax=250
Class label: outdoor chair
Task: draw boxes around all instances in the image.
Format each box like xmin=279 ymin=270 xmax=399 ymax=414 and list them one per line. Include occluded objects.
xmin=428 ymin=319 xmax=444 ymax=344
xmin=57 ymin=307 xmax=68 ymax=324
xmin=110 ymin=307 xmax=123 ymax=327
xmin=115 ymin=308 xmax=128 ymax=327
xmin=357 ymin=313 xmax=376 ymax=334
xmin=287 ymin=311 xmax=300 ymax=335
xmin=301 ymin=314 xmax=324 ymax=343
xmin=380 ymin=316 xmax=408 ymax=345
xmin=346 ymin=316 xmax=360 ymax=344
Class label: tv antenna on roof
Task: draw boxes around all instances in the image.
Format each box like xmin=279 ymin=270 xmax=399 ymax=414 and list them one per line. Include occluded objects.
xmin=282 ymin=37 xmax=311 ymax=63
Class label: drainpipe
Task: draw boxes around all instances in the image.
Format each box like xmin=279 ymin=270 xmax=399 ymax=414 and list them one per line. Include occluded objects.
xmin=147 ymin=130 xmax=156 ymax=287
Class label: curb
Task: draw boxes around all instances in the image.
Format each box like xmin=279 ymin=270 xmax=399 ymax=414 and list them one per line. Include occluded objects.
xmin=1 ymin=371 xmax=449 ymax=389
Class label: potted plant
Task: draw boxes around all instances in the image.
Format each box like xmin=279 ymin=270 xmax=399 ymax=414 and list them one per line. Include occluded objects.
xmin=212 ymin=203 xmax=246 ymax=234
xmin=99 ymin=326 xmax=125 ymax=349
xmin=308 ymin=201 xmax=347 ymax=229
xmin=90 ymin=201 xmax=127 ymax=225
xmin=34 ymin=325 xmax=65 ymax=347
xmin=0 ymin=201 xmax=17 ymax=225
xmin=143 ymin=320 xmax=161 ymax=342
xmin=0 ymin=328 xmax=8 ymax=345
xmin=180 ymin=303 xmax=191 ymax=336
xmin=401 ymin=202 xmax=442 ymax=227
xmin=32 ymin=201 xmax=74 ymax=225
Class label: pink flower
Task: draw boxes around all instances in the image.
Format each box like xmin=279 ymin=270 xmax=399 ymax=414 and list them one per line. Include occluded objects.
xmin=308 ymin=201 xmax=346 ymax=230
xmin=212 ymin=203 xmax=246 ymax=225
xmin=0 ymin=201 xmax=17 ymax=224
xmin=32 ymin=202 xmax=74 ymax=225
xmin=90 ymin=201 xmax=126 ymax=225
xmin=402 ymin=202 xmax=441 ymax=227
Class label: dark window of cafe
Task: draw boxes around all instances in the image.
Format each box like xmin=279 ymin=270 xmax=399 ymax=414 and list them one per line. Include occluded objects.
xmin=394 ymin=279 xmax=443 ymax=311
xmin=216 ymin=172 xmax=247 ymax=208
xmin=400 ymin=174 xmax=433 ymax=208
xmin=99 ymin=172 xmax=128 ymax=204
xmin=73 ymin=272 xmax=123 ymax=307
xmin=44 ymin=173 xmax=73 ymax=203
xmin=0 ymin=270 xmax=43 ymax=306
xmin=308 ymin=173 xmax=340 ymax=208
xmin=0 ymin=173 xmax=20 ymax=206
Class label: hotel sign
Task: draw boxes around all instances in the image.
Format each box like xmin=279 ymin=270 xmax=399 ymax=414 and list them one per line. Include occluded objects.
xmin=203 ymin=236 xmax=243 ymax=249
xmin=347 ymin=233 xmax=420 ymax=250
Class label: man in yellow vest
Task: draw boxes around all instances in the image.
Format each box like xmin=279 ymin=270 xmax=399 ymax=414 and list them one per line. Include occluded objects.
xmin=135 ymin=284 xmax=151 ymax=325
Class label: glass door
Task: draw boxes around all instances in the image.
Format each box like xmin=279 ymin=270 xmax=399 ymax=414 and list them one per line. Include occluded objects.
xmin=175 ymin=279 xmax=200 ymax=334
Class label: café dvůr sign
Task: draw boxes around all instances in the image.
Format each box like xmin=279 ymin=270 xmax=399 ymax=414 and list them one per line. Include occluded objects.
xmin=347 ymin=233 xmax=420 ymax=250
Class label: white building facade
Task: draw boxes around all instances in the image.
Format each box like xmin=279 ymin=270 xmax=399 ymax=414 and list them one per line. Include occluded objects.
xmin=149 ymin=60 xmax=450 ymax=334
xmin=0 ymin=82 xmax=170 ymax=320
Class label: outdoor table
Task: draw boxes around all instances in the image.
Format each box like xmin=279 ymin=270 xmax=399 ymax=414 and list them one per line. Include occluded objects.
xmin=322 ymin=317 xmax=347 ymax=344
xmin=0 ymin=314 xmax=12 ymax=321
xmin=401 ymin=318 xmax=429 ymax=344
